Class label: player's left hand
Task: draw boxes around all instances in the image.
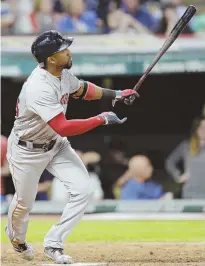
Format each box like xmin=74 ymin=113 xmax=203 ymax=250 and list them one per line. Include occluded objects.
xmin=114 ymin=89 xmax=139 ymax=106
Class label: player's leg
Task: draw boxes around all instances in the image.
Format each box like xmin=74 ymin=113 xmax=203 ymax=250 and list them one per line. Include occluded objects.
xmin=6 ymin=136 xmax=50 ymax=259
xmin=44 ymin=138 xmax=93 ymax=263
xmin=6 ymin=165 xmax=43 ymax=242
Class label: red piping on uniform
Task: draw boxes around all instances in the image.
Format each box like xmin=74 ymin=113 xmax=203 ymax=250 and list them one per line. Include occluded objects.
xmin=48 ymin=112 xmax=104 ymax=137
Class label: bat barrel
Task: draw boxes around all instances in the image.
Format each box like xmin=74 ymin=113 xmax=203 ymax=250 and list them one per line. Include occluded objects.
xmin=133 ymin=5 xmax=197 ymax=92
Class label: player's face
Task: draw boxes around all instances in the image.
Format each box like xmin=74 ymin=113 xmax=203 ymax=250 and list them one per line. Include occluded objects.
xmin=52 ymin=48 xmax=72 ymax=69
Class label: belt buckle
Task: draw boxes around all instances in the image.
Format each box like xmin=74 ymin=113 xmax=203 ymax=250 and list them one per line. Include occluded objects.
xmin=26 ymin=141 xmax=33 ymax=149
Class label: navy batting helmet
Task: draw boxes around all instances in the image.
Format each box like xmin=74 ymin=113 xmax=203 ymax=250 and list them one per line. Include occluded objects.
xmin=31 ymin=30 xmax=74 ymax=67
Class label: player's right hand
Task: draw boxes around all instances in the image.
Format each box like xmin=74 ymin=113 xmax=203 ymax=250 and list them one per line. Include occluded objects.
xmin=98 ymin=112 xmax=127 ymax=125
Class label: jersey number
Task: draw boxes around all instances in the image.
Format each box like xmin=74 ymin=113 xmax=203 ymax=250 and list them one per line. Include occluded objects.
xmin=15 ymin=98 xmax=20 ymax=118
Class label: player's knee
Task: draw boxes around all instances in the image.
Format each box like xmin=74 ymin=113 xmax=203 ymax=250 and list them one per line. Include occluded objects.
xmin=79 ymin=177 xmax=93 ymax=200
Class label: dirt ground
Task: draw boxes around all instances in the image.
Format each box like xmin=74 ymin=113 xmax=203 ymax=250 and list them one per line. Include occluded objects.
xmin=1 ymin=242 xmax=205 ymax=266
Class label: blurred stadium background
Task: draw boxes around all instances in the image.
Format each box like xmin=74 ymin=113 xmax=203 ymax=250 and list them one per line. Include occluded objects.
xmin=1 ymin=0 xmax=205 ymax=265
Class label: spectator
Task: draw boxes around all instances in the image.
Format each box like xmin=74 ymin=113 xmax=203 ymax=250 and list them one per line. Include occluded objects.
xmin=1 ymin=135 xmax=10 ymax=202
xmin=1 ymin=0 xmax=15 ymax=35
xmin=108 ymin=0 xmax=152 ymax=34
xmin=53 ymin=0 xmax=65 ymax=13
xmin=36 ymin=169 xmax=54 ymax=200
xmin=10 ymin=0 xmax=37 ymax=34
xmin=121 ymin=0 xmax=157 ymax=31
xmin=155 ymin=3 xmax=194 ymax=35
xmin=171 ymin=0 xmax=191 ymax=18
xmin=33 ymin=0 xmax=55 ymax=33
xmin=119 ymin=155 xmax=167 ymax=200
xmin=96 ymin=0 xmax=110 ymax=33
xmin=56 ymin=0 xmax=98 ymax=33
xmin=100 ymin=139 xmax=129 ymax=199
xmin=85 ymin=0 xmax=99 ymax=11
xmin=52 ymin=0 xmax=68 ymax=26
xmin=154 ymin=0 xmax=189 ymax=20
xmin=166 ymin=117 xmax=205 ymax=199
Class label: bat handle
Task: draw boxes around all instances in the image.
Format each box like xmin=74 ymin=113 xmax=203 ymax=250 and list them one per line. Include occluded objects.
xmin=133 ymin=74 xmax=146 ymax=92
xmin=133 ymin=83 xmax=140 ymax=91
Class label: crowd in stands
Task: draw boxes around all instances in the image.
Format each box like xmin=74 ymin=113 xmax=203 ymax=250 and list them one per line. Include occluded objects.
xmin=1 ymin=0 xmax=205 ymax=203
xmin=1 ymin=104 xmax=205 ymax=202
xmin=1 ymin=0 xmax=205 ymax=35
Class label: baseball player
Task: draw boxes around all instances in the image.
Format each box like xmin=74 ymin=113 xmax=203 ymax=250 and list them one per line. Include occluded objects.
xmin=6 ymin=30 xmax=137 ymax=264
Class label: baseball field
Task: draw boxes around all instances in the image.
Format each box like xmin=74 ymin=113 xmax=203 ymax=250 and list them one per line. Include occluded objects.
xmin=1 ymin=215 xmax=205 ymax=266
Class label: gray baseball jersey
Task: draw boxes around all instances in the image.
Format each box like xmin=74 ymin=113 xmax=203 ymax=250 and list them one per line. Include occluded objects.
xmin=13 ymin=66 xmax=81 ymax=143
xmin=6 ymin=66 xmax=93 ymax=251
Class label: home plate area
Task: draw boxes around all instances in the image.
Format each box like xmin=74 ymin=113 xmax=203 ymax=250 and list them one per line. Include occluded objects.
xmin=1 ymin=243 xmax=205 ymax=266
xmin=41 ymin=262 xmax=108 ymax=266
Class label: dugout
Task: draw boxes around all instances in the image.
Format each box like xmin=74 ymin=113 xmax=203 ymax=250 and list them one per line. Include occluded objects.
xmin=1 ymin=72 xmax=205 ymax=196
xmin=2 ymin=73 xmax=205 ymax=154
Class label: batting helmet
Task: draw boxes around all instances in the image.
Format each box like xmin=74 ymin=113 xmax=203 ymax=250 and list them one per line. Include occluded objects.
xmin=31 ymin=30 xmax=74 ymax=67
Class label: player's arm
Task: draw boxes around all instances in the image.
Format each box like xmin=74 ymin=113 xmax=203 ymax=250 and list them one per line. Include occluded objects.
xmin=27 ymin=83 xmax=126 ymax=138
xmin=48 ymin=112 xmax=127 ymax=137
xmin=70 ymin=81 xmax=138 ymax=105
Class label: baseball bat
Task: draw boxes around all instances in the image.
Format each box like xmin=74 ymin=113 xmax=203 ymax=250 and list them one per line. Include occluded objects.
xmin=133 ymin=5 xmax=197 ymax=92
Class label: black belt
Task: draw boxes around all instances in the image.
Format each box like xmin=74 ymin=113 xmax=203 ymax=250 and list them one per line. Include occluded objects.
xmin=18 ymin=139 xmax=56 ymax=152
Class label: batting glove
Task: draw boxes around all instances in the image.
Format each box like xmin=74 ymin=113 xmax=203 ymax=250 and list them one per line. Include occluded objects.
xmin=113 ymin=89 xmax=139 ymax=106
xmin=98 ymin=112 xmax=127 ymax=125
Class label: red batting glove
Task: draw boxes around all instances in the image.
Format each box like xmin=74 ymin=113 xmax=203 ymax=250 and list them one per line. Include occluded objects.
xmin=121 ymin=89 xmax=139 ymax=98
xmin=113 ymin=89 xmax=140 ymax=106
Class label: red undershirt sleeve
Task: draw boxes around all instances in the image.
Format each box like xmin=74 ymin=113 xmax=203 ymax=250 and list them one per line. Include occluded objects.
xmin=47 ymin=112 xmax=104 ymax=137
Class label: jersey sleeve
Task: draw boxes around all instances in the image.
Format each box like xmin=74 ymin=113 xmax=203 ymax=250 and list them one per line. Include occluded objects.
xmin=26 ymin=83 xmax=64 ymax=122
xmin=64 ymin=70 xmax=81 ymax=94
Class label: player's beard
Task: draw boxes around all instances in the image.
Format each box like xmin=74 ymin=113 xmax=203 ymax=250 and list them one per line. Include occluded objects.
xmin=63 ymin=58 xmax=72 ymax=70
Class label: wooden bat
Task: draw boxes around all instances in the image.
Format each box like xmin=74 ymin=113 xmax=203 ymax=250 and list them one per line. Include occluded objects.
xmin=133 ymin=5 xmax=197 ymax=92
